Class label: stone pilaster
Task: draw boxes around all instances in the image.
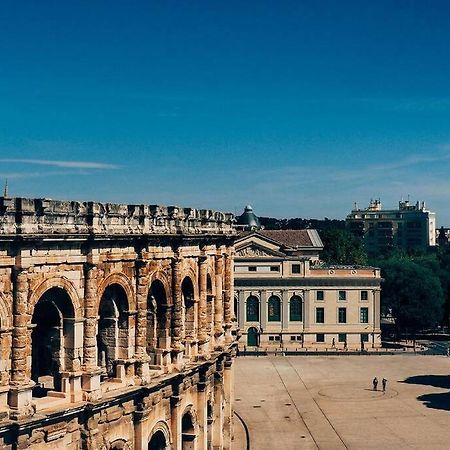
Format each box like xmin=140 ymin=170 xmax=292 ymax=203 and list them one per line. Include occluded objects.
xmin=198 ymin=257 xmax=208 ymax=350
xmin=9 ymin=268 xmax=34 ymax=419
xmin=171 ymin=257 xmax=184 ymax=365
xmin=214 ymin=253 xmax=224 ymax=348
xmin=81 ymin=263 xmax=102 ymax=401
xmin=135 ymin=259 xmax=150 ymax=383
xmin=223 ymin=356 xmax=234 ymax=449
xmin=224 ymin=252 xmax=234 ymax=344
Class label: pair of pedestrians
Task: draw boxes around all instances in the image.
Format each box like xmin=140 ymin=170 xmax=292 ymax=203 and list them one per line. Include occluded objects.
xmin=372 ymin=377 xmax=387 ymax=392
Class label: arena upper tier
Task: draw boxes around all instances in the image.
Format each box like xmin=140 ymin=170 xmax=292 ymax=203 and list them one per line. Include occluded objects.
xmin=0 ymin=196 xmax=237 ymax=450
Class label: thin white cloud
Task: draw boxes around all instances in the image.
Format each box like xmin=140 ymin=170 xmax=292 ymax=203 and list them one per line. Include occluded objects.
xmin=0 ymin=159 xmax=119 ymax=169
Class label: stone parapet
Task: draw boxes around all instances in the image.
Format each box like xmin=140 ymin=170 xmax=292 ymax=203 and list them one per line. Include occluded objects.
xmin=0 ymin=197 xmax=235 ymax=236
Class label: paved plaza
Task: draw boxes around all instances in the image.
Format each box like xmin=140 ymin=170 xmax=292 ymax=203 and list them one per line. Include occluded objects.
xmin=233 ymin=355 xmax=450 ymax=450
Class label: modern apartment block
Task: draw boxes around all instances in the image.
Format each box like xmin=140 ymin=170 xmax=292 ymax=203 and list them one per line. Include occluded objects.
xmin=233 ymin=207 xmax=382 ymax=350
xmin=346 ymin=199 xmax=436 ymax=256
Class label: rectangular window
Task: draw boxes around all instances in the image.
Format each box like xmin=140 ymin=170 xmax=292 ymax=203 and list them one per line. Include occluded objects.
xmin=316 ymin=333 xmax=325 ymax=342
xmin=248 ymin=266 xmax=257 ymax=272
xmin=360 ymin=307 xmax=369 ymax=323
xmin=316 ymin=290 xmax=324 ymax=301
xmin=274 ymin=335 xmax=281 ymax=341
xmin=338 ymin=307 xmax=347 ymax=323
xmin=361 ymin=333 xmax=369 ymax=343
xmin=316 ymin=307 xmax=325 ymax=323
xmin=360 ymin=290 xmax=368 ymax=301
xmin=269 ymin=336 xmax=274 ymax=341
xmin=296 ymin=336 xmax=302 ymax=341
xmin=338 ymin=291 xmax=347 ymax=301
xmin=338 ymin=333 xmax=346 ymax=343
xmin=290 ymin=335 xmax=296 ymax=341
xmin=270 ymin=266 xmax=280 ymax=272
xmin=291 ymin=264 xmax=301 ymax=274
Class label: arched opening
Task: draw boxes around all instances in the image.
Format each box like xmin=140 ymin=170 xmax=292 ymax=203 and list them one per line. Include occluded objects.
xmin=246 ymin=296 xmax=259 ymax=322
xmin=247 ymin=326 xmax=258 ymax=347
xmin=181 ymin=411 xmax=196 ymax=450
xmin=234 ymin=296 xmax=239 ymax=322
xmin=182 ymin=277 xmax=196 ymax=342
xmin=268 ymin=295 xmax=281 ymax=322
xmin=206 ymin=274 xmax=214 ymax=334
xmin=31 ymin=287 xmax=75 ymax=397
xmin=148 ymin=430 xmax=167 ymax=450
xmin=97 ymin=284 xmax=129 ymax=378
xmin=147 ymin=280 xmax=169 ymax=363
xmin=289 ymin=295 xmax=302 ymax=322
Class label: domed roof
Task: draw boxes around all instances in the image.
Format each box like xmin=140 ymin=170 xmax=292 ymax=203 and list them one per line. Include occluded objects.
xmin=236 ymin=205 xmax=261 ymax=229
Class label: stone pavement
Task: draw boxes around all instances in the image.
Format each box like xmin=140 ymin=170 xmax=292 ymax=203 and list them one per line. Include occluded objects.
xmin=233 ymin=355 xmax=450 ymax=450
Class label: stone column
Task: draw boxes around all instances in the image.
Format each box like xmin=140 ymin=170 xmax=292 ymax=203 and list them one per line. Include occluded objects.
xmin=223 ymin=356 xmax=234 ymax=449
xmin=135 ymin=259 xmax=150 ymax=383
xmin=8 ymin=268 xmax=34 ymax=419
xmin=170 ymin=388 xmax=183 ymax=450
xmin=198 ymin=257 xmax=209 ymax=353
xmin=214 ymin=253 xmax=224 ymax=348
xmin=212 ymin=362 xmax=224 ymax=449
xmin=282 ymin=290 xmax=290 ymax=331
xmin=302 ymin=289 xmax=311 ymax=346
xmin=81 ymin=263 xmax=102 ymax=401
xmin=197 ymin=375 xmax=208 ymax=450
xmin=0 ymin=326 xmax=12 ymax=409
xmin=224 ymin=252 xmax=234 ymax=344
xmin=171 ymin=257 xmax=184 ymax=365
xmin=260 ymin=290 xmax=268 ymax=332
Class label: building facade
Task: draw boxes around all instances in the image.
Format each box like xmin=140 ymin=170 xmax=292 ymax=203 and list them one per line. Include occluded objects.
xmin=346 ymin=199 xmax=436 ymax=256
xmin=0 ymin=196 xmax=236 ymax=450
xmin=233 ymin=219 xmax=381 ymax=349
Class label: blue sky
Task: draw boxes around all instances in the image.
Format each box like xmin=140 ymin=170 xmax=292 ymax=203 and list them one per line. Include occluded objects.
xmin=1 ymin=1 xmax=450 ymax=223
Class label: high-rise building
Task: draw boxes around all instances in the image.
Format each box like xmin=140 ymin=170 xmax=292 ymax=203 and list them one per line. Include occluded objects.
xmin=346 ymin=199 xmax=436 ymax=256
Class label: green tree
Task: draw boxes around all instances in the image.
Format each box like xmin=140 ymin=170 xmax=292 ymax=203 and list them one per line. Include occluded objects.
xmin=320 ymin=228 xmax=368 ymax=265
xmin=376 ymin=258 xmax=444 ymax=336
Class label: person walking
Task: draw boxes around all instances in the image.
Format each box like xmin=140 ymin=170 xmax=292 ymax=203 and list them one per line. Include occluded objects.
xmin=382 ymin=378 xmax=387 ymax=392
xmin=373 ymin=377 xmax=378 ymax=391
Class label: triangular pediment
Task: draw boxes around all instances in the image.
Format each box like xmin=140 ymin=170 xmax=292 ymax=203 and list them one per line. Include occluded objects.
xmin=235 ymin=233 xmax=286 ymax=258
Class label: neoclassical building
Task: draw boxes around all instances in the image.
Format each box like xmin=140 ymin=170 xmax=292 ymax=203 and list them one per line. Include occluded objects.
xmin=0 ymin=196 xmax=236 ymax=450
xmin=234 ymin=207 xmax=382 ymax=349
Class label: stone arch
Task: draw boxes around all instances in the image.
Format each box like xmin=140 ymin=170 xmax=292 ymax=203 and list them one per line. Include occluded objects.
xmin=30 ymin=286 xmax=79 ymax=396
xmin=29 ymin=276 xmax=82 ymax=320
xmin=109 ymin=438 xmax=131 ymax=450
xmin=181 ymin=263 xmax=199 ymax=300
xmin=147 ymin=271 xmax=172 ymax=305
xmin=147 ymin=420 xmax=171 ymax=450
xmin=181 ymin=276 xmax=196 ymax=346
xmin=147 ymin=277 xmax=171 ymax=360
xmin=97 ymin=272 xmax=135 ymax=313
xmin=97 ymin=283 xmax=131 ymax=378
xmin=181 ymin=405 xmax=198 ymax=450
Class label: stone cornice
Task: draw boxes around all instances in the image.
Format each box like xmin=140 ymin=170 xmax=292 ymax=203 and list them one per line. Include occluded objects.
xmin=0 ymin=197 xmax=236 ymax=237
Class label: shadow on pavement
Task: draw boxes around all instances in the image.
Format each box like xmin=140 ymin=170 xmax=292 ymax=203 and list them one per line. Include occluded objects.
xmin=401 ymin=375 xmax=450 ymax=389
xmin=417 ymin=392 xmax=450 ymax=412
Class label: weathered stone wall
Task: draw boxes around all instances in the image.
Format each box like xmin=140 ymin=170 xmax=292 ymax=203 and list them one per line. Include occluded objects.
xmin=0 ymin=197 xmax=237 ymax=449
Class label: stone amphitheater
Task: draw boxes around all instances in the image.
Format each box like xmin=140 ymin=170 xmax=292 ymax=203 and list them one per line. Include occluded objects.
xmin=0 ymin=196 xmax=237 ymax=449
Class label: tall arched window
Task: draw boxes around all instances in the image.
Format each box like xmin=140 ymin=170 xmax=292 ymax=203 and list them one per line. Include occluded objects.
xmin=289 ymin=295 xmax=302 ymax=322
xmin=234 ymin=296 xmax=239 ymax=321
xmin=246 ymin=296 xmax=259 ymax=322
xmin=268 ymin=295 xmax=281 ymax=322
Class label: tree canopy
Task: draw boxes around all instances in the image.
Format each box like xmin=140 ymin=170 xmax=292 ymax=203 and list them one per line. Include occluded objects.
xmin=373 ymin=257 xmax=444 ymax=332
xmin=319 ymin=228 xmax=368 ymax=265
